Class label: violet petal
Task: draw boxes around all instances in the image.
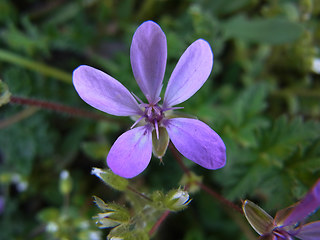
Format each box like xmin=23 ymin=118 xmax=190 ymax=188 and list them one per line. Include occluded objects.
xmin=294 ymin=221 xmax=320 ymax=240
xmin=130 ymin=21 xmax=167 ymax=104
xmin=282 ymin=179 xmax=320 ymax=227
xmin=107 ymin=126 xmax=152 ymax=178
xmin=165 ymin=118 xmax=226 ymax=169
xmin=163 ymin=39 xmax=213 ymax=108
xmin=73 ymin=65 xmax=142 ymax=116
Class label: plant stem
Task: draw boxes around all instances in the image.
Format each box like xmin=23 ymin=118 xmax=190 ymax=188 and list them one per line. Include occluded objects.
xmin=10 ymin=96 xmax=125 ymax=124
xmin=169 ymin=143 xmax=243 ymax=214
xmin=127 ymin=185 xmax=152 ymax=202
xmin=0 ymin=49 xmax=71 ymax=83
xmin=0 ymin=106 xmax=38 ymax=129
xmin=169 ymin=143 xmax=191 ymax=176
xmin=197 ymin=182 xmax=243 ymax=214
xmin=149 ymin=210 xmax=170 ymax=237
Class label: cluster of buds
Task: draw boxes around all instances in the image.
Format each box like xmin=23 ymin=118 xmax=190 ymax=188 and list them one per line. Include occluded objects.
xmin=93 ymin=196 xmax=130 ymax=229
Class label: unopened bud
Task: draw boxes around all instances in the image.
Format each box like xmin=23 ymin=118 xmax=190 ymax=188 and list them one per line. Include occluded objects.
xmin=179 ymin=171 xmax=202 ymax=194
xmin=93 ymin=196 xmax=130 ymax=228
xmin=91 ymin=168 xmax=128 ymax=191
xmin=59 ymin=170 xmax=72 ymax=195
xmin=165 ymin=189 xmax=191 ymax=211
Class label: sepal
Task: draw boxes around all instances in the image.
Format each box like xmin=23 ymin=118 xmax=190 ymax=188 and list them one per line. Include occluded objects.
xmin=91 ymin=168 xmax=128 ymax=191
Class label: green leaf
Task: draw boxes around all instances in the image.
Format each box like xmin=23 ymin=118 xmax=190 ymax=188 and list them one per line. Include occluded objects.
xmin=223 ymin=16 xmax=304 ymax=44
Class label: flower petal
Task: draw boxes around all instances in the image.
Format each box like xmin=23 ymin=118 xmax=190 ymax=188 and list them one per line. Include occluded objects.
xmin=281 ymin=179 xmax=320 ymax=227
xmin=73 ymin=65 xmax=142 ymax=116
xmin=295 ymin=221 xmax=320 ymax=240
xmin=163 ymin=39 xmax=213 ymax=108
xmin=107 ymin=126 xmax=152 ymax=178
xmin=165 ymin=118 xmax=226 ymax=169
xmin=130 ymin=21 xmax=167 ymax=104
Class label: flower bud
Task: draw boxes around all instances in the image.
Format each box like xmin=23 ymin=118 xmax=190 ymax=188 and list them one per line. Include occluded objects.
xmin=179 ymin=172 xmax=202 ymax=194
xmin=165 ymin=189 xmax=191 ymax=211
xmin=59 ymin=170 xmax=72 ymax=195
xmin=91 ymin=168 xmax=128 ymax=191
xmin=93 ymin=196 xmax=130 ymax=228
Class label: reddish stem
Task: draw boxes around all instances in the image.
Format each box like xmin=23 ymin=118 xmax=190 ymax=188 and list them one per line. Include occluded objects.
xmin=198 ymin=182 xmax=243 ymax=214
xmin=10 ymin=96 xmax=124 ymax=124
xmin=149 ymin=210 xmax=171 ymax=236
xmin=169 ymin=143 xmax=243 ymax=214
xmin=169 ymin=143 xmax=191 ymax=176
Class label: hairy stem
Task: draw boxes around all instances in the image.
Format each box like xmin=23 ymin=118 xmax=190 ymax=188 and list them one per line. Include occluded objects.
xmin=127 ymin=185 xmax=152 ymax=202
xmin=149 ymin=210 xmax=170 ymax=236
xmin=197 ymin=182 xmax=243 ymax=214
xmin=169 ymin=143 xmax=243 ymax=214
xmin=10 ymin=96 xmax=125 ymax=124
xmin=169 ymin=143 xmax=191 ymax=176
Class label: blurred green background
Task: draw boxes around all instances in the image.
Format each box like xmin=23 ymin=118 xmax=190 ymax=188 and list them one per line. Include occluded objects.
xmin=0 ymin=0 xmax=320 ymax=239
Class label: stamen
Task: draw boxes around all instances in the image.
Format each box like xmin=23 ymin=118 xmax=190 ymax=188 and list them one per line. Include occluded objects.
xmin=130 ymin=116 xmax=144 ymax=129
xmin=131 ymin=92 xmax=146 ymax=105
xmin=154 ymin=120 xmax=159 ymax=139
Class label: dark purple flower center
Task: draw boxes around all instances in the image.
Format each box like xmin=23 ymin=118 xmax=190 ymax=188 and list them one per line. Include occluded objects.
xmin=144 ymin=104 xmax=164 ymax=125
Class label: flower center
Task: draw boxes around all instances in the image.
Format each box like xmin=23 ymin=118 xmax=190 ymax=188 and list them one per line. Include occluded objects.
xmin=144 ymin=104 xmax=164 ymax=125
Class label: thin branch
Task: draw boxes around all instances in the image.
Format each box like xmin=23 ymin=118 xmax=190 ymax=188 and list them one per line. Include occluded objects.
xmin=10 ymin=96 xmax=125 ymax=125
xmin=0 ymin=106 xmax=38 ymax=129
xmin=149 ymin=210 xmax=171 ymax=236
xmin=197 ymin=182 xmax=243 ymax=214
xmin=127 ymin=185 xmax=152 ymax=202
xmin=169 ymin=143 xmax=191 ymax=176
xmin=169 ymin=142 xmax=243 ymax=214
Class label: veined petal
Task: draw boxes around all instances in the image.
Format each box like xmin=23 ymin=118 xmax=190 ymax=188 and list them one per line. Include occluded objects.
xmin=163 ymin=39 xmax=213 ymax=108
xmin=281 ymin=179 xmax=320 ymax=227
xmin=130 ymin=21 xmax=167 ymax=104
xmin=73 ymin=65 xmax=142 ymax=116
xmin=165 ymin=118 xmax=226 ymax=169
xmin=295 ymin=221 xmax=320 ymax=240
xmin=107 ymin=126 xmax=152 ymax=178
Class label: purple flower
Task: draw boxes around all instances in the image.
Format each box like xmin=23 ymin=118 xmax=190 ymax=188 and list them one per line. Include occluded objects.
xmin=73 ymin=21 xmax=226 ymax=178
xmin=243 ymin=179 xmax=320 ymax=240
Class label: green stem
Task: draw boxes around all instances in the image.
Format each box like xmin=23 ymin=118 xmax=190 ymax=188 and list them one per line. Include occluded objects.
xmin=0 ymin=49 xmax=71 ymax=83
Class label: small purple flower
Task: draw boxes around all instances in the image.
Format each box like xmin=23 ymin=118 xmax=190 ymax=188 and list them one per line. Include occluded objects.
xmin=243 ymin=179 xmax=320 ymax=240
xmin=73 ymin=21 xmax=226 ymax=178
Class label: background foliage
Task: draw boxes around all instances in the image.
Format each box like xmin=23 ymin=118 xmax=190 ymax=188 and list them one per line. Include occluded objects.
xmin=0 ymin=0 xmax=320 ymax=239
